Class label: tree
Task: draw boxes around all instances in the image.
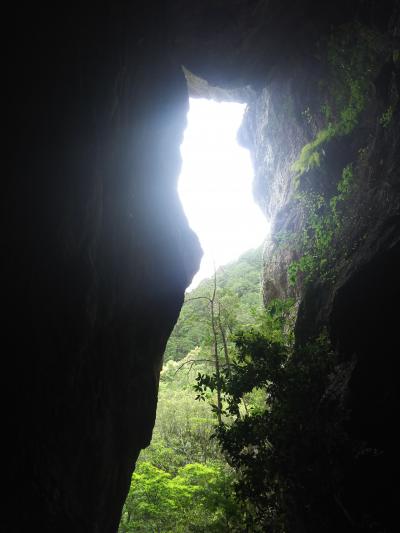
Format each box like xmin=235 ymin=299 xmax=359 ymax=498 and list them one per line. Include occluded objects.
xmin=163 ymin=247 xmax=263 ymax=363
xmin=196 ymin=311 xmax=344 ymax=532
xmin=185 ymin=269 xmax=243 ymax=424
xmin=140 ymin=353 xmax=223 ymax=471
xmin=119 ymin=248 xmax=265 ymax=532
xmin=119 ymin=461 xmax=243 ymax=533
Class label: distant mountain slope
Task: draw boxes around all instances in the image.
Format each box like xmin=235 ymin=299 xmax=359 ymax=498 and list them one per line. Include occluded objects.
xmin=164 ymin=246 xmax=263 ymax=362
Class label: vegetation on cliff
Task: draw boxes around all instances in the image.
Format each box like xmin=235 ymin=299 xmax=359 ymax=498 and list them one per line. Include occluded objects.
xmin=262 ymin=20 xmax=399 ymax=298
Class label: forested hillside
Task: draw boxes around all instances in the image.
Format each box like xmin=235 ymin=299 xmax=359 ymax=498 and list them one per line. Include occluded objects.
xmin=119 ymin=247 xmax=266 ymax=532
xmin=120 ymin=230 xmax=380 ymax=532
xmin=120 ymin=244 xmax=345 ymax=533
xmin=120 ymin=239 xmax=359 ymax=533
xmin=164 ymin=247 xmax=264 ymax=363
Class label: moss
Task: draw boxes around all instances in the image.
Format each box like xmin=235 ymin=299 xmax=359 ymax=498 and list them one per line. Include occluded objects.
xmin=321 ymin=103 xmax=332 ymax=121
xmin=288 ymin=163 xmax=356 ymax=287
xmin=292 ymin=23 xmax=386 ymax=182
xmin=379 ymin=105 xmax=394 ymax=128
xmin=291 ymin=125 xmax=335 ymax=181
xmin=337 ymin=164 xmax=353 ymax=195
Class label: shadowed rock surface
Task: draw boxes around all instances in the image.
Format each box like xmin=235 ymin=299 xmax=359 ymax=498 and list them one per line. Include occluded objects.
xmin=3 ymin=2 xmax=399 ymax=532
xmin=4 ymin=5 xmax=202 ymax=532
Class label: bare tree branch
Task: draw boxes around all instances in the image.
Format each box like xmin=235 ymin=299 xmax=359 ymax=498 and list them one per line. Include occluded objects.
xmin=173 ymin=358 xmax=214 ymax=375
xmin=185 ymin=296 xmax=212 ymax=304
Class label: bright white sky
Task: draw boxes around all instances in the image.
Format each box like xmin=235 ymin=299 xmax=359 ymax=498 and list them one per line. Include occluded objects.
xmin=178 ymin=98 xmax=269 ymax=290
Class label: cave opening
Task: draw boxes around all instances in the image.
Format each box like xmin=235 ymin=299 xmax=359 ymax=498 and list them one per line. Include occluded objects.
xmin=178 ymin=96 xmax=268 ymax=289
xmin=119 ymin=95 xmax=272 ymax=531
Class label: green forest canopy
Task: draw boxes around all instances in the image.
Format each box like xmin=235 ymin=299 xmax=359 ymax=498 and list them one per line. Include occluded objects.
xmin=164 ymin=247 xmax=264 ymax=363
xmin=119 ymin=247 xmax=265 ymax=532
xmin=119 ymin=242 xmax=352 ymax=532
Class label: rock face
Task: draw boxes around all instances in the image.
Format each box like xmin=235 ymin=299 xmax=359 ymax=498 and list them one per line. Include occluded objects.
xmin=235 ymin=5 xmax=400 ymax=532
xmin=4 ymin=6 xmax=201 ymax=532
xmin=177 ymin=1 xmax=399 ymax=530
xmin=3 ymin=2 xmax=399 ymax=532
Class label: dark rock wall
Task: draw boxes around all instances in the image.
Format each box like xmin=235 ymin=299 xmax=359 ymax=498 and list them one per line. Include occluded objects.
xmin=4 ymin=5 xmax=200 ymax=532
xmin=234 ymin=3 xmax=399 ymax=531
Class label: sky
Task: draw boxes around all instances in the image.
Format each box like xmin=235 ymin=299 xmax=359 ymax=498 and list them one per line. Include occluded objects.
xmin=178 ymin=98 xmax=269 ymax=290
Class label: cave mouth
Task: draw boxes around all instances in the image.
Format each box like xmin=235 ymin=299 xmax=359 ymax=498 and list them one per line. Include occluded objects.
xmin=118 ymin=98 xmax=273 ymax=532
xmin=178 ymin=97 xmax=268 ymax=289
